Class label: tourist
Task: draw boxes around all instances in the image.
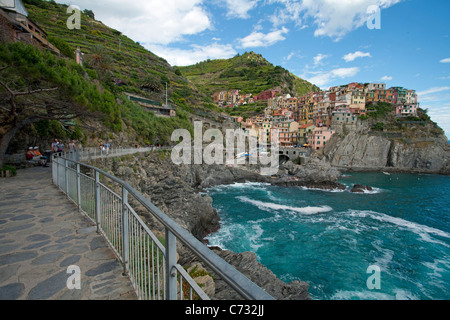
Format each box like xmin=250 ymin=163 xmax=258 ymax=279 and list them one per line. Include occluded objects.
xmin=69 ymin=140 xmax=77 ymax=153
xmin=26 ymin=147 xmax=35 ymax=160
xmin=57 ymin=140 xmax=65 ymax=153
xmin=33 ymin=146 xmax=49 ymax=167
xmin=51 ymin=139 xmax=59 ymax=153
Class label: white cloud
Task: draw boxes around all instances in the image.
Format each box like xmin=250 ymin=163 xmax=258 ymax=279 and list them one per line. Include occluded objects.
xmin=440 ymin=58 xmax=450 ymax=63
xmin=146 ymin=43 xmax=237 ymax=66
xmin=57 ymin=0 xmax=211 ymax=45
xmin=313 ymin=53 xmax=329 ymax=65
xmin=239 ymin=27 xmax=289 ymax=48
xmin=304 ymin=67 xmax=360 ymax=87
xmin=343 ymin=51 xmax=372 ymax=62
xmin=269 ymin=0 xmax=404 ymax=40
xmin=224 ymin=0 xmax=259 ymax=19
xmin=381 ymin=75 xmax=393 ymax=81
xmin=286 ymin=52 xmax=295 ymax=61
xmin=417 ymin=87 xmax=450 ymax=97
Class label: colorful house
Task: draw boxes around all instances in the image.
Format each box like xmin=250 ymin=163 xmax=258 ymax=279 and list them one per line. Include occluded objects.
xmin=298 ymin=124 xmax=315 ymax=146
xmin=396 ymin=104 xmax=419 ymax=117
xmin=308 ymin=127 xmax=335 ymax=151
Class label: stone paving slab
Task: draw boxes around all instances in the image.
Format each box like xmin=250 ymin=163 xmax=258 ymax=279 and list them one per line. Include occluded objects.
xmin=0 ymin=166 xmax=137 ymax=300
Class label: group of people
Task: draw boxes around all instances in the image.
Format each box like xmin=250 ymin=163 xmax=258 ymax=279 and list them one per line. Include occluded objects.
xmin=26 ymin=146 xmax=49 ymax=167
xmin=99 ymin=143 xmax=110 ymax=155
xmin=26 ymin=139 xmax=79 ymax=167
xmin=51 ymin=139 xmax=78 ymax=154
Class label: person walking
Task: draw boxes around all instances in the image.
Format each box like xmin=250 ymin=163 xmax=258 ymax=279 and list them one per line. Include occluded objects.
xmin=69 ymin=140 xmax=77 ymax=153
xmin=51 ymin=139 xmax=59 ymax=153
xmin=68 ymin=140 xmax=78 ymax=161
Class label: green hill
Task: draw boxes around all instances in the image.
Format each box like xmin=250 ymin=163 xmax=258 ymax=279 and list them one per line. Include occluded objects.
xmin=178 ymin=52 xmax=320 ymax=98
xmin=2 ymin=0 xmax=231 ymax=149
xmin=24 ymin=0 xmax=201 ymax=107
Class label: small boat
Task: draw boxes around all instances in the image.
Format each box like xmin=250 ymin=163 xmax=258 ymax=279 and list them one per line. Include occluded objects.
xmin=383 ymin=172 xmax=391 ymax=176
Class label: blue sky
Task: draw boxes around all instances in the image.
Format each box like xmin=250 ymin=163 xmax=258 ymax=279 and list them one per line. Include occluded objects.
xmin=58 ymin=0 xmax=450 ymax=138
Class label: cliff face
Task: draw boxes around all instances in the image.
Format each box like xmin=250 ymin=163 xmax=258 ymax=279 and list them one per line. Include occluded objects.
xmin=323 ymin=126 xmax=450 ymax=174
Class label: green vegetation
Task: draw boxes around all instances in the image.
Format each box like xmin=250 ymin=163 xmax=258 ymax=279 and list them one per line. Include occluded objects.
xmin=224 ymin=103 xmax=266 ymax=119
xmin=372 ymin=122 xmax=386 ymax=131
xmin=366 ymin=102 xmax=393 ymax=119
xmin=2 ymin=0 xmax=203 ymax=147
xmin=1 ymin=165 xmax=17 ymax=177
xmin=0 ymin=41 xmax=121 ymax=133
xmin=178 ymin=52 xmax=319 ymax=98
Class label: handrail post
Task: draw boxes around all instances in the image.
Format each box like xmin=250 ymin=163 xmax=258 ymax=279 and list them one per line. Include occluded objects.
xmin=165 ymin=228 xmax=177 ymax=300
xmin=54 ymin=156 xmax=59 ymax=188
xmin=76 ymin=163 xmax=81 ymax=210
xmin=122 ymin=187 xmax=129 ymax=276
xmin=95 ymin=171 xmax=101 ymax=233
xmin=64 ymin=158 xmax=69 ymax=195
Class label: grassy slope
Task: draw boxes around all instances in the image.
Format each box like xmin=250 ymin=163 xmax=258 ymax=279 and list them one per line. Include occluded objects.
xmin=25 ymin=1 xmax=187 ymax=101
xmin=21 ymin=0 xmax=215 ymax=145
xmin=178 ymin=52 xmax=320 ymax=98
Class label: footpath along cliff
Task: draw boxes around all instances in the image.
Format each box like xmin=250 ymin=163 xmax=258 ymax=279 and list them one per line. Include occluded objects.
xmin=89 ymin=151 xmax=342 ymax=300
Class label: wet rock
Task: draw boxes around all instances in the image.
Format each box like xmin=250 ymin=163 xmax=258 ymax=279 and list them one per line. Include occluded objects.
xmin=350 ymin=184 xmax=373 ymax=193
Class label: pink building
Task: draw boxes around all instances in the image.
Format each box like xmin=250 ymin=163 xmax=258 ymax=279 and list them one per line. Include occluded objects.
xmin=308 ymin=127 xmax=335 ymax=151
xmin=396 ymin=104 xmax=419 ymax=117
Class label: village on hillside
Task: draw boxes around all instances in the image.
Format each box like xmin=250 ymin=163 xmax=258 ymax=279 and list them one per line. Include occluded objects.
xmin=214 ymin=83 xmax=419 ymax=151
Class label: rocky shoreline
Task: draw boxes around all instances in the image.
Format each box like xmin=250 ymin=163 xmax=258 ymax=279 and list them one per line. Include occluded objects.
xmin=89 ymin=151 xmax=346 ymax=300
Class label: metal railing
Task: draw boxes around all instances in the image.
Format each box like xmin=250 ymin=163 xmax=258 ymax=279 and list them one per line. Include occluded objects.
xmin=76 ymin=146 xmax=164 ymax=161
xmin=52 ymin=155 xmax=274 ymax=301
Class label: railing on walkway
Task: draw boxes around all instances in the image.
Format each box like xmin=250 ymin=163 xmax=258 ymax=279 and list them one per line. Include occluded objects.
xmin=76 ymin=147 xmax=163 ymax=161
xmin=52 ymin=155 xmax=274 ymax=301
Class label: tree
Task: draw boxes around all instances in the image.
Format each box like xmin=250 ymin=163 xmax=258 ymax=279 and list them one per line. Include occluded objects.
xmin=84 ymin=45 xmax=113 ymax=80
xmin=0 ymin=66 xmax=89 ymax=167
xmin=83 ymin=9 xmax=95 ymax=20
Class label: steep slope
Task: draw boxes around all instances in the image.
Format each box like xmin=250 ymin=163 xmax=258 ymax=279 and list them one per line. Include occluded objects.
xmin=4 ymin=0 xmax=230 ymax=149
xmin=178 ymin=51 xmax=319 ymax=98
xmin=24 ymin=0 xmax=201 ymax=108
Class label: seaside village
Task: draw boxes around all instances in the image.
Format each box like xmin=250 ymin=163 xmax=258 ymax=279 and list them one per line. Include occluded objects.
xmin=214 ymin=83 xmax=419 ymax=151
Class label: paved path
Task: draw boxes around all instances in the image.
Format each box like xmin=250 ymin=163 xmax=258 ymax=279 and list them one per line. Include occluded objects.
xmin=0 ymin=166 xmax=137 ymax=300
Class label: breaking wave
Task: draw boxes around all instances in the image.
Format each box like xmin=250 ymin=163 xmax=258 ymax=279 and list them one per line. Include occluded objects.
xmin=237 ymin=196 xmax=333 ymax=215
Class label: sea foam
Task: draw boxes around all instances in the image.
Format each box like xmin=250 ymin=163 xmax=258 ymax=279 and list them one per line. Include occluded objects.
xmin=237 ymin=196 xmax=333 ymax=215
xmin=347 ymin=210 xmax=450 ymax=247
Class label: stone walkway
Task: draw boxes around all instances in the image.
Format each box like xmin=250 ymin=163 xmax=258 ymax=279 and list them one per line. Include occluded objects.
xmin=0 ymin=166 xmax=137 ymax=300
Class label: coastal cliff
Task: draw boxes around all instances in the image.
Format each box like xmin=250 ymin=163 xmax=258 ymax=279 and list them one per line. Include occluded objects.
xmin=323 ymin=113 xmax=450 ymax=175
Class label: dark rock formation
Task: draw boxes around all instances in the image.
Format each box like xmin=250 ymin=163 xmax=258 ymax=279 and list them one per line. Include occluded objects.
xmin=350 ymin=184 xmax=373 ymax=193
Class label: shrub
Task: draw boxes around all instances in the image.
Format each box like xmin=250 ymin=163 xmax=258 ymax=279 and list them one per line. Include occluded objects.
xmin=48 ymin=36 xmax=75 ymax=59
xmin=1 ymin=165 xmax=17 ymax=177
xmin=372 ymin=122 xmax=385 ymax=131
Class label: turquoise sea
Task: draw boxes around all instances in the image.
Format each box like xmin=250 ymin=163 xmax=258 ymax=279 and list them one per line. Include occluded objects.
xmin=205 ymin=172 xmax=450 ymax=300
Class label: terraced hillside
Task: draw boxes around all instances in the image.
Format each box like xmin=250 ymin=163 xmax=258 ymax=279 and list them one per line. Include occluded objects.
xmin=178 ymin=52 xmax=320 ymax=98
